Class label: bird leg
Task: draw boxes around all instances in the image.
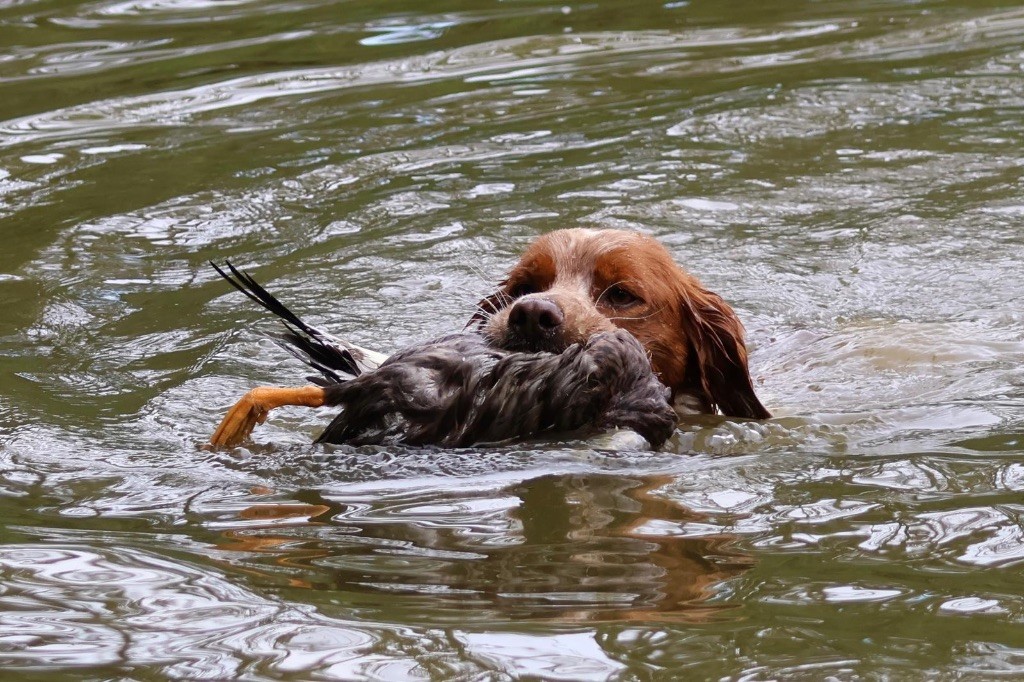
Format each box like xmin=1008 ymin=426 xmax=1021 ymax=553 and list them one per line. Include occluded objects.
xmin=210 ymin=385 xmax=326 ymax=448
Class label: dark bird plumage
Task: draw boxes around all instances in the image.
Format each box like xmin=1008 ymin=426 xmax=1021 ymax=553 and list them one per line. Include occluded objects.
xmin=213 ymin=262 xmax=677 ymax=449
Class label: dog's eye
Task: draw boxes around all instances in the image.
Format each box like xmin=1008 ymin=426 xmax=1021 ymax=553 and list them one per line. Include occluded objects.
xmin=509 ymin=282 xmax=537 ymax=298
xmin=602 ymin=285 xmax=641 ymax=307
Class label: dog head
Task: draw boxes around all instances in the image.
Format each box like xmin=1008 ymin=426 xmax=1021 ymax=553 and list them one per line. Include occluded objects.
xmin=473 ymin=229 xmax=769 ymax=419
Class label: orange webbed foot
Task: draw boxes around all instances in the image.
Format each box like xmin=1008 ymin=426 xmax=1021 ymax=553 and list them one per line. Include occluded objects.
xmin=209 ymin=386 xmax=326 ymax=448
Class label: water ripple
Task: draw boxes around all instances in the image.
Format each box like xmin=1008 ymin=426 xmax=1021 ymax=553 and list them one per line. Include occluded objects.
xmin=0 ymin=543 xmax=376 ymax=674
xmin=0 ymin=23 xmax=856 ymax=147
xmin=3 ymin=0 xmax=1024 ymax=676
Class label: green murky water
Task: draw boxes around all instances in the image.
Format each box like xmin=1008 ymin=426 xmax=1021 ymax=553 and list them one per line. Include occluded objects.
xmin=2 ymin=0 xmax=1024 ymax=678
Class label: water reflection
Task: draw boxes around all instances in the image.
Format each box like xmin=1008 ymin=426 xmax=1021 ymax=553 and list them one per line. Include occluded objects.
xmin=217 ymin=473 xmax=752 ymax=623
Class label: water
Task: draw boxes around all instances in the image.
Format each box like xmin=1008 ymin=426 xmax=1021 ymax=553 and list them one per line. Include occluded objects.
xmin=2 ymin=0 xmax=1024 ymax=677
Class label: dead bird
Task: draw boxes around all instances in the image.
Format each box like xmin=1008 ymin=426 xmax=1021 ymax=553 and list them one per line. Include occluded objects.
xmin=208 ymin=262 xmax=678 ymax=450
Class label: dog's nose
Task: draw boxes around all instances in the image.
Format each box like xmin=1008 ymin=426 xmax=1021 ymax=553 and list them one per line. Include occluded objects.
xmin=508 ymin=298 xmax=564 ymax=338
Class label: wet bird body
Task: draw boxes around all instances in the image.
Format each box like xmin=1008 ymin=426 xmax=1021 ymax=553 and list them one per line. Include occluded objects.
xmin=212 ymin=263 xmax=677 ymax=449
xmin=318 ymin=330 xmax=676 ymax=448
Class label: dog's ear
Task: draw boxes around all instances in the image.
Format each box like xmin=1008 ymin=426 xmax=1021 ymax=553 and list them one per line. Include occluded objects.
xmin=678 ymin=286 xmax=771 ymax=419
xmin=465 ymin=282 xmax=510 ymax=330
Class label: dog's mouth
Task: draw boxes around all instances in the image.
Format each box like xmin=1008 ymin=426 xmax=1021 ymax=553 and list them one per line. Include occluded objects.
xmin=485 ymin=328 xmax=572 ymax=355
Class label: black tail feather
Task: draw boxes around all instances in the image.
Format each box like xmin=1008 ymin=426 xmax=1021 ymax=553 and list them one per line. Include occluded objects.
xmin=211 ymin=260 xmax=361 ymax=383
xmin=275 ymin=326 xmax=367 ymax=384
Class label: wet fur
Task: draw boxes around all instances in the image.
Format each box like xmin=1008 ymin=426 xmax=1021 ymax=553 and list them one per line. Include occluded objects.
xmin=472 ymin=229 xmax=770 ymax=420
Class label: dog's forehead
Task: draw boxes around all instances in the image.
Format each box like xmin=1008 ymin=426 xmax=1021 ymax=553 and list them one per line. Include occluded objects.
xmin=533 ymin=229 xmax=641 ymax=277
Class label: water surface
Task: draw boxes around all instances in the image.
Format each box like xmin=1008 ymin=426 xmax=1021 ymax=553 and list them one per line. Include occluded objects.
xmin=2 ymin=0 xmax=1024 ymax=678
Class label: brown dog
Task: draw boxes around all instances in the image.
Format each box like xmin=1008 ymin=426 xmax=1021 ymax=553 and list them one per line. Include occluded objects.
xmin=473 ymin=229 xmax=769 ymax=420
